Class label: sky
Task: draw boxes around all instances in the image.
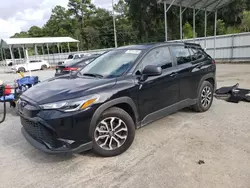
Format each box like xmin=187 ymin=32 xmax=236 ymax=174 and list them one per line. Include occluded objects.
xmin=0 ymin=0 xmax=116 ymax=39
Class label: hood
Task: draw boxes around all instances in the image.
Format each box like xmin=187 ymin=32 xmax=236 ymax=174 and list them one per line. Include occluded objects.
xmin=22 ymin=75 xmax=117 ymax=104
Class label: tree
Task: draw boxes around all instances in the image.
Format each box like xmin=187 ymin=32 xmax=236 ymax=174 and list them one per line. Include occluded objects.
xmin=68 ymin=0 xmax=96 ymax=50
xmin=10 ymin=0 xmax=250 ymax=51
xmin=12 ymin=31 xmax=29 ymax=38
xmin=241 ymin=11 xmax=250 ymax=32
xmin=216 ymin=19 xmax=226 ymax=35
xmin=43 ymin=6 xmax=73 ymax=37
xmin=183 ymin=22 xmax=193 ymax=39
xmin=28 ymin=26 xmax=44 ymax=37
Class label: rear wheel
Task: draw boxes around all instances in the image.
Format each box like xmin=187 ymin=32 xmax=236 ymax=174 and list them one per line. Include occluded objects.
xmin=192 ymin=81 xmax=214 ymax=112
xmin=41 ymin=65 xmax=47 ymax=70
xmin=91 ymin=107 xmax=135 ymax=157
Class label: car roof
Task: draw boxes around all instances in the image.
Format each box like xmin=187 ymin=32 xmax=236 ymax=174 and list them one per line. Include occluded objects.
xmin=116 ymin=42 xmax=201 ymax=51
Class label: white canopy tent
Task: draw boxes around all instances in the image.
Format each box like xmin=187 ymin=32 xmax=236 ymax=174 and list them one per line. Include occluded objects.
xmin=158 ymin=0 xmax=235 ymax=57
xmin=0 ymin=37 xmax=80 ymax=74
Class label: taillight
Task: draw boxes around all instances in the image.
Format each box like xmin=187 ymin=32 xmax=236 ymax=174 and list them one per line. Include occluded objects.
xmin=212 ymin=59 xmax=216 ymax=64
xmin=63 ymin=67 xmax=78 ymax=71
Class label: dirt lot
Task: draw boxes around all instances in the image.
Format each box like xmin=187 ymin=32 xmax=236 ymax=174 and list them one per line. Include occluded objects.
xmin=0 ymin=64 xmax=249 ymax=188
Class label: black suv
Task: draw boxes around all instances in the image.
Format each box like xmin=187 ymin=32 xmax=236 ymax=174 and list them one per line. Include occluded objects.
xmin=18 ymin=42 xmax=216 ymax=157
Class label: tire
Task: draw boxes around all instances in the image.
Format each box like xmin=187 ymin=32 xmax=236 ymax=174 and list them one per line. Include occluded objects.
xmin=91 ymin=107 xmax=135 ymax=157
xmin=41 ymin=65 xmax=47 ymax=70
xmin=18 ymin=67 xmax=25 ymax=73
xmin=192 ymin=81 xmax=214 ymax=112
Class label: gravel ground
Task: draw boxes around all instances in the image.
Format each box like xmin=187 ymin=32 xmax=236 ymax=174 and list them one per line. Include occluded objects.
xmin=0 ymin=64 xmax=249 ymax=188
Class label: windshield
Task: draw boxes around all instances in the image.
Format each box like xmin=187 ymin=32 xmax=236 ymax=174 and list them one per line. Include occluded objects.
xmin=68 ymin=55 xmax=74 ymax=59
xmin=79 ymin=49 xmax=142 ymax=78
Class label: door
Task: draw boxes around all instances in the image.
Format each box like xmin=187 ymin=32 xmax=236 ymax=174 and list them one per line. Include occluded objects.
xmin=136 ymin=46 xmax=179 ymax=122
xmin=171 ymin=45 xmax=210 ymax=101
xmin=27 ymin=60 xmax=36 ymax=71
xmin=33 ymin=60 xmax=42 ymax=70
xmin=28 ymin=60 xmax=40 ymax=71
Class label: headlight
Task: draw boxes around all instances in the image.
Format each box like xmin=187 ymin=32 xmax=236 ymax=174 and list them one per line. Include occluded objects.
xmin=40 ymin=95 xmax=99 ymax=112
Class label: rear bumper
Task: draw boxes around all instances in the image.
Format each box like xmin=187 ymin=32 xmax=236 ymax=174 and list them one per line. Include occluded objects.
xmin=22 ymin=127 xmax=92 ymax=154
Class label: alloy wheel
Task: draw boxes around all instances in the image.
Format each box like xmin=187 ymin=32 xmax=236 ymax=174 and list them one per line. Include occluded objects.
xmin=201 ymin=86 xmax=212 ymax=108
xmin=94 ymin=117 xmax=128 ymax=151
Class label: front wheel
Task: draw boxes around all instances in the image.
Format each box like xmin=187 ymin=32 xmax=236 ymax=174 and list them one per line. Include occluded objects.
xmin=192 ymin=81 xmax=214 ymax=112
xmin=18 ymin=67 xmax=25 ymax=73
xmin=41 ymin=65 xmax=47 ymax=70
xmin=91 ymin=107 xmax=135 ymax=157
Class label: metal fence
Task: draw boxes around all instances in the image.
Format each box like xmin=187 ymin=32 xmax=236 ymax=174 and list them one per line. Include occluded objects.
xmin=175 ymin=32 xmax=250 ymax=62
xmin=1 ymin=32 xmax=250 ymax=67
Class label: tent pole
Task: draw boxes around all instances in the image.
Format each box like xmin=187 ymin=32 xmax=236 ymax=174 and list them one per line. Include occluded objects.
xmin=3 ymin=48 xmax=6 ymax=60
xmin=22 ymin=45 xmax=25 ymax=59
xmin=57 ymin=43 xmax=60 ymax=53
xmin=46 ymin=44 xmax=50 ymax=64
xmin=57 ymin=43 xmax=60 ymax=63
xmin=9 ymin=45 xmax=15 ymax=65
xmin=25 ymin=48 xmax=31 ymax=76
xmin=18 ymin=47 xmax=21 ymax=59
xmin=0 ymin=46 xmax=3 ymax=63
xmin=180 ymin=3 xmax=183 ymax=40
xmin=42 ymin=45 xmax=45 ymax=56
xmin=68 ymin=42 xmax=70 ymax=52
xmin=214 ymin=10 xmax=217 ymax=59
xmin=204 ymin=9 xmax=207 ymax=50
xmin=193 ymin=7 xmax=196 ymax=42
xmin=34 ymin=44 xmax=38 ymax=59
xmin=164 ymin=1 xmax=167 ymax=41
xmin=77 ymin=43 xmax=80 ymax=52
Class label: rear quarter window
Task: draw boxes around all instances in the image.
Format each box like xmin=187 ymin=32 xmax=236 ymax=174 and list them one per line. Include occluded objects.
xmin=190 ymin=48 xmax=207 ymax=61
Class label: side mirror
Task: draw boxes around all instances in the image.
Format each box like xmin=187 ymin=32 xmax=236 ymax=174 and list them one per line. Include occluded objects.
xmin=142 ymin=65 xmax=162 ymax=77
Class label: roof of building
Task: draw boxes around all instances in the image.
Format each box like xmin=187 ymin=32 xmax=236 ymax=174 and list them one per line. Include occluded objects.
xmin=0 ymin=37 xmax=79 ymax=49
xmin=158 ymin=0 xmax=234 ymax=11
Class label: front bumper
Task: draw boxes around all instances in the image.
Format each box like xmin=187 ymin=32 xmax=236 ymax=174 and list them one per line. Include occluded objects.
xmin=18 ymin=98 xmax=96 ymax=154
xmin=22 ymin=127 xmax=92 ymax=154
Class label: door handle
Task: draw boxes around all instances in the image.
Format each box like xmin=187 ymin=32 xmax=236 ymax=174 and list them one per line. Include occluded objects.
xmin=170 ymin=72 xmax=178 ymax=77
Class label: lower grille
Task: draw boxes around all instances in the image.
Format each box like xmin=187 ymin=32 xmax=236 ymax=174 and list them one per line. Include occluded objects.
xmin=21 ymin=117 xmax=56 ymax=147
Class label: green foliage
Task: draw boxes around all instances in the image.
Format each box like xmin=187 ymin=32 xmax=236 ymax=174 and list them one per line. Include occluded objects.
xmin=226 ymin=26 xmax=241 ymax=34
xmin=183 ymin=22 xmax=193 ymax=39
xmin=216 ymin=19 xmax=226 ymax=35
xmin=241 ymin=11 xmax=250 ymax=32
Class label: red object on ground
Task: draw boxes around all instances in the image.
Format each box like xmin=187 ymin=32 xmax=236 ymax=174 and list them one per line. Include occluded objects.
xmin=63 ymin=67 xmax=78 ymax=71
xmin=4 ymin=85 xmax=12 ymax=95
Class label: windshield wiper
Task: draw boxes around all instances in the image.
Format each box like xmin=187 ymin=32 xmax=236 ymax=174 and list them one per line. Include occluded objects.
xmin=82 ymin=73 xmax=103 ymax=78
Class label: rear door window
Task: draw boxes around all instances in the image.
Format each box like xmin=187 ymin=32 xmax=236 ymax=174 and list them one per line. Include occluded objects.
xmin=171 ymin=46 xmax=192 ymax=65
xmin=140 ymin=46 xmax=173 ymax=70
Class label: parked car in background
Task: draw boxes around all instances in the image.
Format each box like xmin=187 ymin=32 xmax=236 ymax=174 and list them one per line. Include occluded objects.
xmin=11 ymin=60 xmax=50 ymax=73
xmin=55 ymin=55 xmax=99 ymax=77
xmin=58 ymin=53 xmax=93 ymax=65
xmin=18 ymin=42 xmax=216 ymax=157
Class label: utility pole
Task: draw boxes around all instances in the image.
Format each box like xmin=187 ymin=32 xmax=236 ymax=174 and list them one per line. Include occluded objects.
xmin=81 ymin=0 xmax=86 ymax=51
xmin=112 ymin=0 xmax=118 ymax=48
